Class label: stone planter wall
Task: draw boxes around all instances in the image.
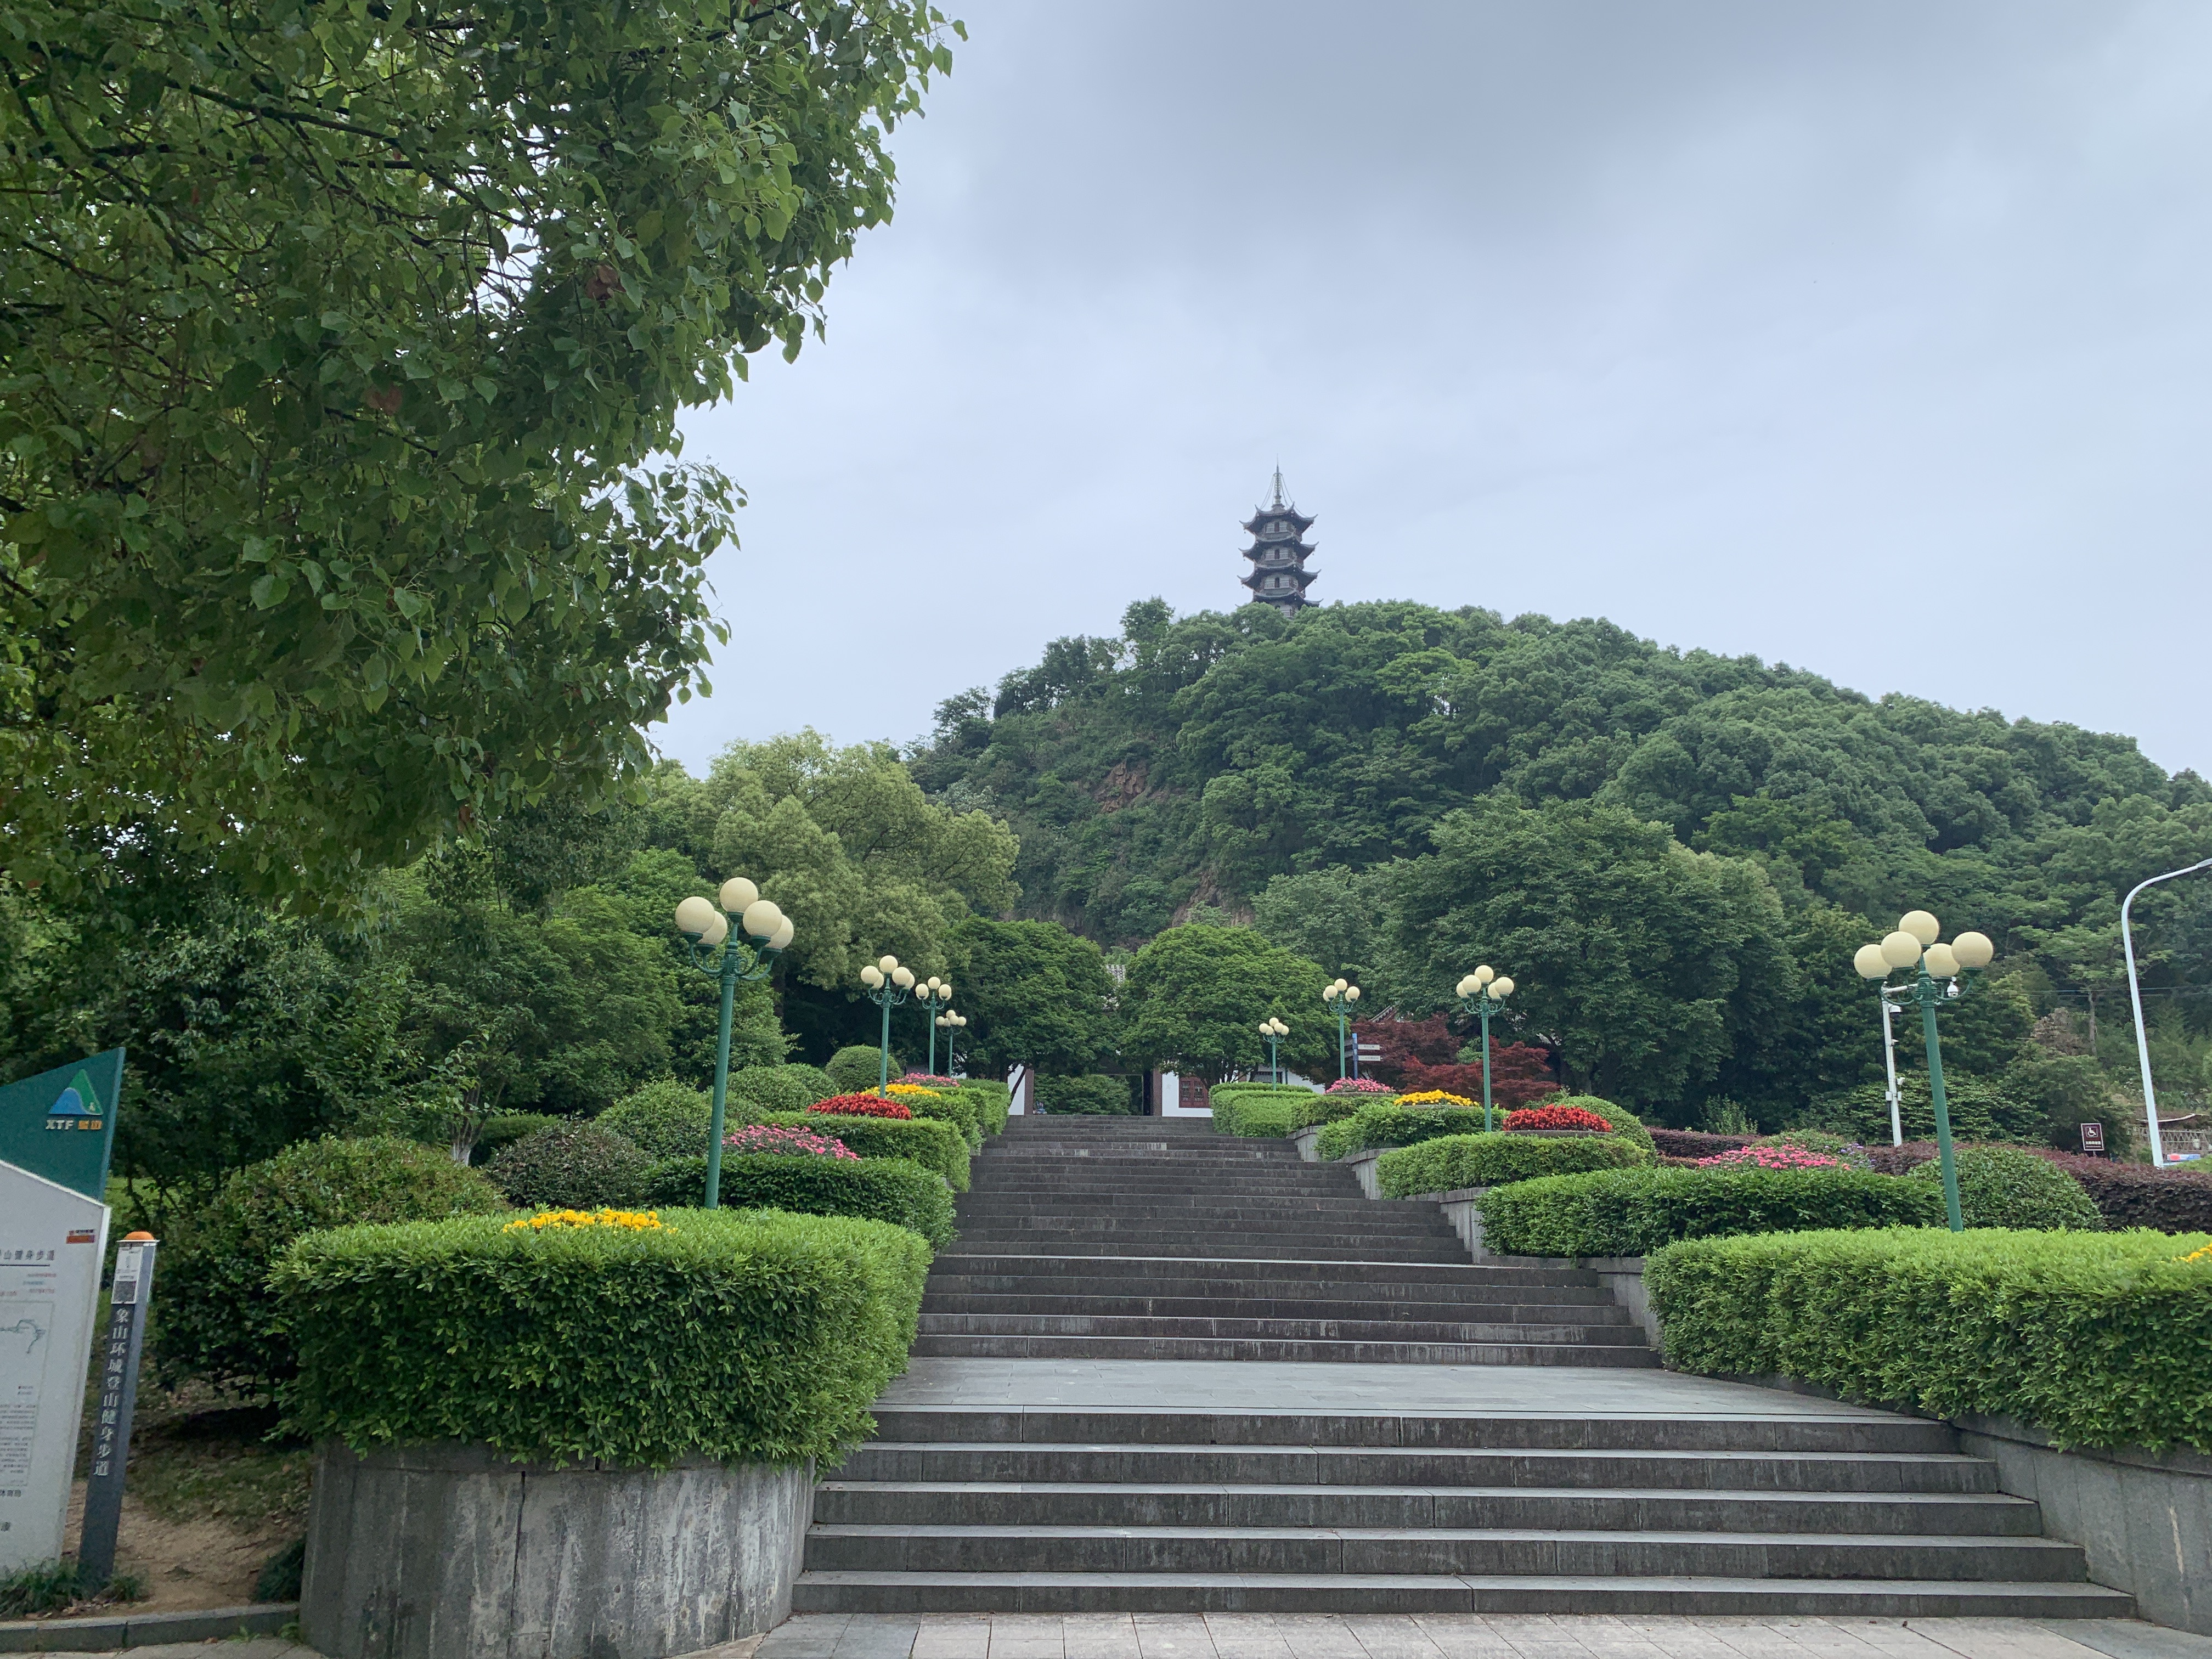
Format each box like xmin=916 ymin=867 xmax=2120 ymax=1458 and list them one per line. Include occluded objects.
xmin=302 ymin=1441 xmax=814 ymax=1659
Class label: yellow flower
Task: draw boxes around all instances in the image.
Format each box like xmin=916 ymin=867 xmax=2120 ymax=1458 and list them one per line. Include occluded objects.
xmin=884 ymin=1082 xmax=943 ymax=1098
xmin=505 ymin=1207 xmax=668 ymax=1234
xmin=2179 ymin=1242 xmax=2212 ymax=1265
xmin=1398 ymin=1090 xmax=1474 ymax=1107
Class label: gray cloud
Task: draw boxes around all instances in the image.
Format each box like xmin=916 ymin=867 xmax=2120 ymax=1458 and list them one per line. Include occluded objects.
xmin=662 ymin=0 xmax=2212 ymax=778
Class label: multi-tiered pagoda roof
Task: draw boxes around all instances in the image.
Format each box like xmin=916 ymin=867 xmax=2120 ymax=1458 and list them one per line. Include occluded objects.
xmin=1240 ymin=471 xmax=1317 ymax=617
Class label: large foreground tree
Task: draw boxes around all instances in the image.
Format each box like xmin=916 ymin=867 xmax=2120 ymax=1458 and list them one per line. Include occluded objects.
xmin=1 ymin=0 xmax=958 ymax=898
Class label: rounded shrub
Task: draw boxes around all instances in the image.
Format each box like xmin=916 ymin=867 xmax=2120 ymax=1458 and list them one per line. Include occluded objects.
xmin=275 ymin=1207 xmax=933 ymax=1466
xmin=826 ymin=1045 xmax=890 ymax=1094
xmin=1905 ymin=1144 xmax=2104 ymax=1231
xmin=1039 ymin=1073 xmax=1131 ymax=1115
xmin=475 ymin=1111 xmax=563 ymax=1160
xmin=727 ymin=1064 xmax=836 ymax=1118
xmin=1377 ymin=1131 xmax=1648 ymax=1198
xmin=156 ymin=1136 xmax=506 ymax=1394
xmin=886 ymin=1084 xmax=982 ymax=1146
xmin=599 ymin=1079 xmax=714 ymax=1158
xmin=484 ymin=1122 xmax=657 ymax=1211
xmin=1555 ymin=1096 xmax=1655 ymax=1152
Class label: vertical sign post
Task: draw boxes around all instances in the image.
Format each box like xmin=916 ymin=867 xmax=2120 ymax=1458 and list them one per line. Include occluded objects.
xmin=78 ymin=1233 xmax=155 ymax=1588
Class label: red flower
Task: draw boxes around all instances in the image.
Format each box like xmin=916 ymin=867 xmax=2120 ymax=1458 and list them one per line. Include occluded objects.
xmin=1504 ymin=1104 xmax=1615 ymax=1133
xmin=809 ymin=1093 xmax=915 ymax=1120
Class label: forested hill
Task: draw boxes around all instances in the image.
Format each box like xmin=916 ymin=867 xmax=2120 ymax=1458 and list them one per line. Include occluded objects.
xmin=909 ymin=598 xmax=2210 ymax=977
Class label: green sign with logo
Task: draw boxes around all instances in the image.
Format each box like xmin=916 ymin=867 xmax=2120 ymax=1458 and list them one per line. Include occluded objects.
xmin=0 ymin=1049 xmax=124 ymax=1199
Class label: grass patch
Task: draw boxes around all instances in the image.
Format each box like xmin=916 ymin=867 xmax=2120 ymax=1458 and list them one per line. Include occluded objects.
xmin=0 ymin=1561 xmax=145 ymax=1615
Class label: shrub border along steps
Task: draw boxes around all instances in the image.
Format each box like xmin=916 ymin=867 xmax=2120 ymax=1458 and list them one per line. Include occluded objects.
xmin=1297 ymin=1128 xmax=2212 ymax=1636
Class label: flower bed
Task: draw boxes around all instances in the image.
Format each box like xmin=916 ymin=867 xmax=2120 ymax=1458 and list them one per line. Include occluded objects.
xmin=721 ymin=1124 xmax=856 ymax=1160
xmin=1694 ymin=1144 xmax=1848 ymax=1171
xmin=900 ymin=1073 xmax=960 ymax=1088
xmin=643 ymin=1153 xmax=955 ymax=1246
xmin=1376 ymin=1131 xmax=1649 ymax=1197
xmin=1479 ymin=1165 xmax=1945 ymax=1257
xmin=1397 ymin=1090 xmax=1474 ymax=1107
xmin=275 ymin=1207 xmax=932 ymax=1466
xmin=1324 ymin=1076 xmax=1393 ymax=1096
xmin=809 ymin=1093 xmax=914 ymax=1120
xmin=1646 ymin=1227 xmax=2212 ymax=1451
xmin=1317 ymin=1103 xmax=1496 ymax=1159
xmin=1505 ymin=1104 xmax=1613 ymax=1133
xmin=761 ymin=1111 xmax=970 ymax=1189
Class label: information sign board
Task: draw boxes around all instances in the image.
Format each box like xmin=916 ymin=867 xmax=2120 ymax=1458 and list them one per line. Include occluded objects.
xmin=0 ymin=1050 xmax=123 ymax=1199
xmin=2079 ymin=1121 xmax=2106 ymax=1155
xmin=0 ymin=1166 xmax=108 ymax=1572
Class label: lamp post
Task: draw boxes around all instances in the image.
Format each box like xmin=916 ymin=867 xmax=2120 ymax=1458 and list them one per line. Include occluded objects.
xmin=1321 ymin=979 xmax=1362 ymax=1079
xmin=1453 ymin=966 xmax=1518 ymax=1132
xmin=935 ymin=1009 xmax=968 ymax=1076
xmin=857 ymin=955 xmax=916 ymax=1095
xmin=916 ymin=977 xmax=954 ymax=1076
xmin=1852 ymin=912 xmax=1995 ymax=1232
xmin=1257 ymin=1016 xmax=1289 ymax=1084
xmin=2121 ymin=856 xmax=2212 ymax=1167
xmin=673 ymin=879 xmax=794 ymax=1208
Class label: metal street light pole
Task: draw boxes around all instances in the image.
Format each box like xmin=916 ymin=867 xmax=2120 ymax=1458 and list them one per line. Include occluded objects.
xmin=936 ymin=1009 xmax=968 ymax=1076
xmin=673 ymin=879 xmax=794 ymax=1208
xmin=1454 ymin=966 xmax=1518 ymax=1133
xmin=858 ymin=955 xmax=916 ymax=1094
xmin=2123 ymin=856 xmax=2212 ymax=1167
xmin=1257 ymin=1017 xmax=1288 ymax=1084
xmin=1853 ymin=913 xmax=1995 ymax=1232
xmin=916 ymin=977 xmax=954 ymax=1075
xmin=1322 ymin=979 xmax=1361 ymax=1079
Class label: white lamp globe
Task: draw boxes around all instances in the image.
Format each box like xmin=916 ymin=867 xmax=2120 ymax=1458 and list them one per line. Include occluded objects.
xmin=1899 ymin=910 xmax=1940 ymax=947
xmin=1475 ymin=965 xmax=1494 ymax=984
xmin=1492 ymin=977 xmax=1514 ymax=998
xmin=1951 ymin=930 xmax=1994 ymax=970
xmin=1880 ymin=930 xmax=1923 ymax=969
xmin=892 ymin=965 xmax=915 ymax=989
xmin=939 ymin=982 xmax=952 ymax=1000
xmin=1923 ymin=943 xmax=1961 ymax=978
xmin=1455 ymin=974 xmax=1476 ymax=997
xmin=1345 ymin=986 xmax=1361 ymax=1002
xmin=698 ymin=911 xmax=729 ymax=947
xmin=927 ymin=976 xmax=941 ymax=991
xmin=860 ymin=964 xmax=883 ymax=988
xmin=719 ymin=876 xmax=759 ymax=913
xmin=1853 ymin=943 xmax=1890 ymax=980
xmin=1332 ymin=978 xmax=1348 ymax=992
xmin=674 ymin=896 xmax=718 ymax=938
xmin=742 ymin=899 xmax=783 ymax=939
xmin=769 ymin=919 xmax=795 ymax=950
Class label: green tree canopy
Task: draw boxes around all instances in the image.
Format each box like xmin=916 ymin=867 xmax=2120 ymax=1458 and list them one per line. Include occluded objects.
xmin=1120 ymin=924 xmax=1331 ymax=1083
xmin=945 ymin=917 xmax=1116 ymax=1076
xmin=1 ymin=0 xmax=957 ymax=899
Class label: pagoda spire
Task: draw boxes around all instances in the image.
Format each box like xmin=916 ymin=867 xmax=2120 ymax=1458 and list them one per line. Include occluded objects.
xmin=1238 ymin=474 xmax=1317 ymax=618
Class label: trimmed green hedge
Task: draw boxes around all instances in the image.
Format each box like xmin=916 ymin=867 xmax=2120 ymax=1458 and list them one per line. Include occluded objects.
xmin=1903 ymin=1144 xmax=2102 ymax=1231
xmin=955 ymin=1080 xmax=1011 ymax=1137
xmin=1646 ymin=1228 xmax=2212 ymax=1450
xmin=1553 ymin=1096 xmax=1655 ymax=1152
xmin=727 ymin=1064 xmax=837 ymax=1118
xmin=157 ymin=1136 xmax=506 ymax=1393
xmin=762 ymin=1112 xmax=969 ymax=1190
xmin=1376 ymin=1132 xmax=1649 ymax=1197
xmin=1317 ymin=1103 xmax=1496 ymax=1159
xmin=275 ymin=1207 xmax=931 ymax=1466
xmin=1480 ymin=1166 xmax=1946 ymax=1257
xmin=893 ymin=1088 xmax=982 ymax=1147
xmin=600 ymin=1080 xmax=713 ymax=1156
xmin=644 ymin=1154 xmax=955 ymax=1246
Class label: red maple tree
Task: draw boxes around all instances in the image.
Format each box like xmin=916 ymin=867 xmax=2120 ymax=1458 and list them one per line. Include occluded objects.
xmin=1352 ymin=1013 xmax=1557 ymax=1106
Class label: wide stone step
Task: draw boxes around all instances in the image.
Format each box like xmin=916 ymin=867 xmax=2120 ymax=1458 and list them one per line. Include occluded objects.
xmin=801 ymin=1523 xmax=2085 ymax=1580
xmin=924 ymin=1256 xmax=1604 ymax=1288
xmin=958 ymin=1197 xmax=1409 ymax=1214
xmin=952 ymin=1217 xmax=1459 ymax=1238
xmin=923 ymin=1277 xmax=1617 ymax=1305
xmin=843 ymin=1442 xmax=1993 ymax=1488
xmin=906 ymin=1334 xmax=1662 ymax=1364
xmin=918 ymin=1294 xmax=1631 ymax=1321
xmin=812 ymin=1481 xmax=2045 ymax=1535
xmin=788 ymin=1570 xmax=2135 ymax=1617
xmin=912 ymin=1313 xmax=1647 ymax=1345
xmin=945 ymin=1239 xmax=1475 ymax=1263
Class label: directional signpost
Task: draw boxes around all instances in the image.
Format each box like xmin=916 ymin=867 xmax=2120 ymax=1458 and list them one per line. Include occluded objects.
xmin=0 ymin=1051 xmax=124 ymax=1573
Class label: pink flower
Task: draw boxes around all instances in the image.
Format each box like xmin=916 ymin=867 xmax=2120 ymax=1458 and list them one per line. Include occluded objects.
xmin=1693 ymin=1145 xmax=1846 ymax=1170
xmin=1325 ymin=1077 xmax=1393 ymax=1095
xmin=722 ymin=1125 xmax=858 ymax=1161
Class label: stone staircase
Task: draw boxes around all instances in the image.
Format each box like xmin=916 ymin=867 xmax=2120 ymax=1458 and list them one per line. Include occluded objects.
xmin=913 ymin=1116 xmax=1654 ymax=1365
xmin=790 ymin=1114 xmax=2132 ymax=1617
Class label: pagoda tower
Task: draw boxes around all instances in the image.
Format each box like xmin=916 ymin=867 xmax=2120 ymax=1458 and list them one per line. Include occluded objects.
xmin=1239 ymin=470 xmax=1318 ymax=617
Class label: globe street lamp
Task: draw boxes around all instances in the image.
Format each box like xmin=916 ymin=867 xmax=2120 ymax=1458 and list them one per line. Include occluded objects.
xmin=1321 ymin=979 xmax=1362 ymax=1079
xmin=915 ymin=976 xmax=955 ymax=1076
xmin=935 ymin=1008 xmax=968 ymax=1076
xmin=1257 ymin=1016 xmax=1289 ymax=1084
xmin=673 ymin=878 xmax=794 ymax=1208
xmin=858 ymin=955 xmax=917 ymax=1095
xmin=1852 ymin=911 xmax=1994 ymax=1232
xmin=1453 ymin=966 xmax=1518 ymax=1132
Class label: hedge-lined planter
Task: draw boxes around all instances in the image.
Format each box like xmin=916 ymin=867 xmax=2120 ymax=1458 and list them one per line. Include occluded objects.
xmin=1480 ymin=1165 xmax=1945 ymax=1257
xmin=644 ymin=1153 xmax=955 ymax=1245
xmin=763 ymin=1111 xmax=970 ymax=1190
xmin=1375 ymin=1131 xmax=1647 ymax=1198
xmin=276 ymin=1208 xmax=930 ymax=1659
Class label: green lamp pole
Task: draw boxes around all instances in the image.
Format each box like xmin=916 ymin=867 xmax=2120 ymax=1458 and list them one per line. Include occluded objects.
xmin=1852 ymin=912 xmax=1995 ymax=1233
xmin=1257 ymin=1016 xmax=1288 ymax=1084
xmin=935 ymin=1008 xmax=969 ymax=1076
xmin=1453 ymin=964 xmax=1518 ymax=1132
xmin=858 ymin=953 xmax=916 ymax=1095
xmin=1321 ymin=979 xmax=1362 ymax=1079
xmin=916 ymin=977 xmax=953 ymax=1075
xmin=673 ymin=878 xmax=794 ymax=1209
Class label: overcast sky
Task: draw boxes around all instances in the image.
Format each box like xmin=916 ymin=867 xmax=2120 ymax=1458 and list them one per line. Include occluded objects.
xmin=659 ymin=0 xmax=2212 ymax=784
